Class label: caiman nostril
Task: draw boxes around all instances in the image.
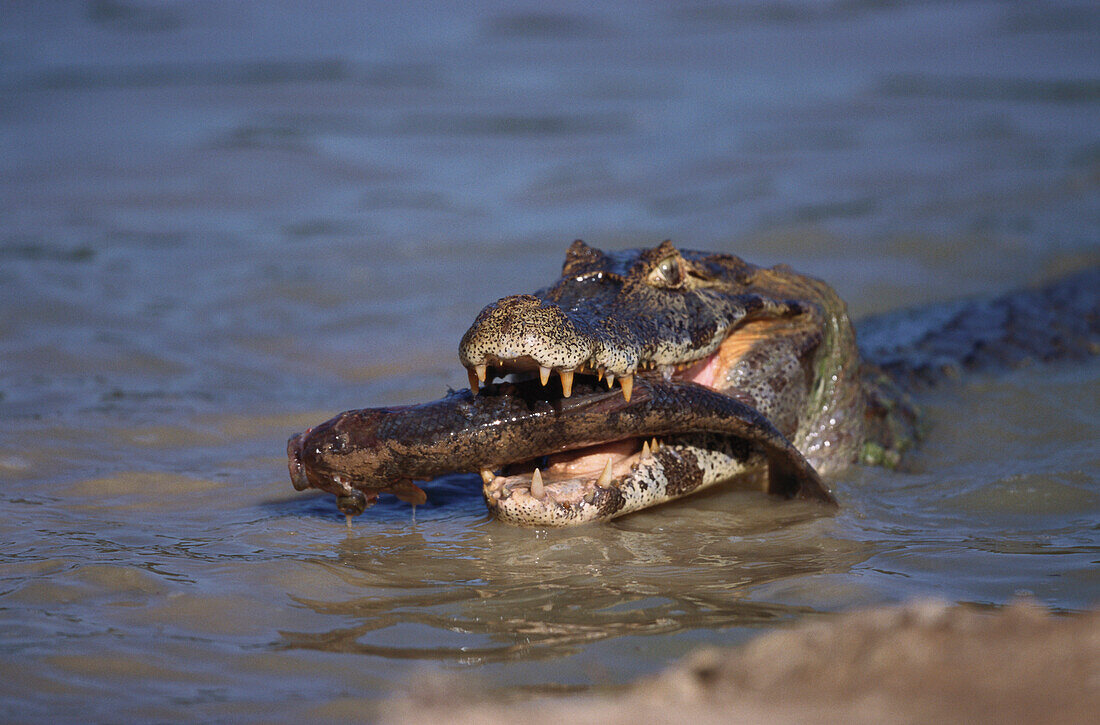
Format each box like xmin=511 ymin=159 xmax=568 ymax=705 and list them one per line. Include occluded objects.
xmin=287 ymin=434 xmax=311 ymax=491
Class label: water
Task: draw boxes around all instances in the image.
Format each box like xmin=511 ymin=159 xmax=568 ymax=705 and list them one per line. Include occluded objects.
xmin=2 ymin=1 xmax=1098 ymax=720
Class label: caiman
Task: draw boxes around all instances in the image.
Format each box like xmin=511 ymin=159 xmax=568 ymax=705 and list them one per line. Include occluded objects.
xmin=288 ymin=240 xmax=1100 ymax=527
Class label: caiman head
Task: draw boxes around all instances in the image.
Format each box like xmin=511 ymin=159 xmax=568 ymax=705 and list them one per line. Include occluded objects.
xmin=290 ymin=240 xmax=866 ymax=526
xmin=459 ymin=239 xmax=864 ymax=524
xmin=461 ymin=240 xmax=811 ymax=399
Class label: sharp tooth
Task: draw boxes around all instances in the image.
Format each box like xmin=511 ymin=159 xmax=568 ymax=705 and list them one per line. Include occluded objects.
xmin=641 ymin=440 xmax=651 ymax=458
xmin=620 ymin=374 xmax=634 ymax=402
xmin=559 ymin=369 xmax=574 ymax=397
xmin=606 ymin=372 xmax=615 ymax=389
xmin=467 ymin=368 xmax=480 ymax=392
xmin=597 ymin=457 xmax=614 ymax=487
xmin=539 ymin=366 xmax=551 ymax=386
xmin=597 ymin=367 xmax=604 ymax=381
xmin=531 ymin=467 xmax=545 ymax=499
xmin=652 ymin=437 xmax=660 ymax=451
xmin=475 ymin=364 xmax=487 ymax=383
xmin=480 ymin=469 xmax=494 ymax=484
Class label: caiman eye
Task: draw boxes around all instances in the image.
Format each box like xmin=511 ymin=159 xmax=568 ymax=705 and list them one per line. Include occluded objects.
xmin=651 ymin=255 xmax=683 ymax=288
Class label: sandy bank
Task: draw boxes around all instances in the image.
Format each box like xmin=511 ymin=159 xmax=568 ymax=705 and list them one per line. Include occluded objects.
xmin=391 ymin=600 xmax=1100 ymax=725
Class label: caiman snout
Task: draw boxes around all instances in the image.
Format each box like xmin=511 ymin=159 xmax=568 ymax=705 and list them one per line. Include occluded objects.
xmin=287 ymin=433 xmax=311 ymax=491
xmin=460 ymin=294 xmax=595 ymax=374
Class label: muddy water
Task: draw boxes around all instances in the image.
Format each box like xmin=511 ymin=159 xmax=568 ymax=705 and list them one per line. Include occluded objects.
xmin=2 ymin=1 xmax=1098 ymax=721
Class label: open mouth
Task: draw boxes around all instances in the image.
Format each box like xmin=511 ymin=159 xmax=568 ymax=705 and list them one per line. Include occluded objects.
xmin=289 ymin=311 xmax=832 ymax=526
xmin=290 ymin=241 xmax=844 ymax=525
xmin=466 ymin=322 xmax=780 ymax=511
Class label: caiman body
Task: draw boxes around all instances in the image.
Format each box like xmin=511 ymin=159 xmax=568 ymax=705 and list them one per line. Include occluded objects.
xmin=289 ymin=240 xmax=1099 ymax=526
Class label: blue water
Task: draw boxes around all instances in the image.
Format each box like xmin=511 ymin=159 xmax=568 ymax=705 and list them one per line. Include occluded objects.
xmin=1 ymin=1 xmax=1098 ymax=720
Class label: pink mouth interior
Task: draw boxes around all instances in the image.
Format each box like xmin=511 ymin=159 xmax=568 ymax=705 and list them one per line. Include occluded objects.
xmin=485 ymin=348 xmax=728 ymax=504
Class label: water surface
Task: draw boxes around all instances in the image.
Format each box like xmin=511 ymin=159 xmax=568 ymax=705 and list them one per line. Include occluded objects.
xmin=2 ymin=1 xmax=1098 ymax=721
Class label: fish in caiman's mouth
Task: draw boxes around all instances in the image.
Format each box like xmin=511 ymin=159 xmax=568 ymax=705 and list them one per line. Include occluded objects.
xmin=290 ymin=240 xmax=864 ymax=526
xmin=453 ymin=240 xmax=855 ymax=524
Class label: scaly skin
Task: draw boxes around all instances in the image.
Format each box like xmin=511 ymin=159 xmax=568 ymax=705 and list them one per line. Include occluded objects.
xmin=454 ymin=240 xmax=891 ymax=524
xmin=288 ymin=377 xmax=836 ymax=525
xmin=289 ymin=241 xmax=1098 ymax=526
xmin=460 ymin=241 xmax=884 ymax=471
xmin=291 ymin=241 xmax=900 ymax=525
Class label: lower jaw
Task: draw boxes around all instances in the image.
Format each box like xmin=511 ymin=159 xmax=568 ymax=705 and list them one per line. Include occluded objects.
xmin=484 ymin=436 xmax=768 ymax=527
xmin=483 ymin=436 xmax=657 ymax=505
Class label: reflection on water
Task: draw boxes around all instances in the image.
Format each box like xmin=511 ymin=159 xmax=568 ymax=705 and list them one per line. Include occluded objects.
xmin=2 ymin=0 xmax=1098 ymax=720
xmin=279 ymin=494 xmax=860 ymax=664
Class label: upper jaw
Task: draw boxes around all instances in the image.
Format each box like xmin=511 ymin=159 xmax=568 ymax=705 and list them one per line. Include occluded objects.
xmin=457 ymin=294 xmax=733 ymax=402
xmin=458 ymin=293 xmax=731 ymax=385
xmin=457 ymin=300 xmax=796 ymax=403
xmin=457 ymin=261 xmax=809 ymax=403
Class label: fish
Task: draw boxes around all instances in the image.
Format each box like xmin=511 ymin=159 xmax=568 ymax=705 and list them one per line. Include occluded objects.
xmin=287 ymin=376 xmax=834 ymax=524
